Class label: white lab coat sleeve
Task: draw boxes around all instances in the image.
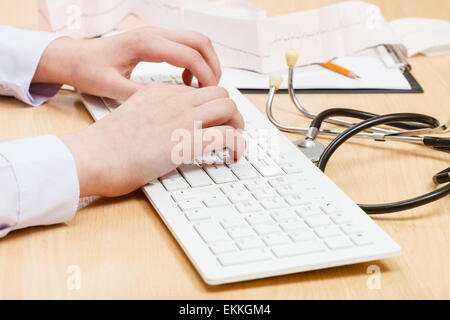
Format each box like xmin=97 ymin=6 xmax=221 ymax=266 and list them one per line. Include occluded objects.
xmin=0 ymin=26 xmax=64 ymax=106
xmin=0 ymin=135 xmax=79 ymax=238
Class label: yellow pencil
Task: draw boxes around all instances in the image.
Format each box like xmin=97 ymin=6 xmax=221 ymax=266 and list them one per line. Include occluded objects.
xmin=320 ymin=61 xmax=360 ymax=79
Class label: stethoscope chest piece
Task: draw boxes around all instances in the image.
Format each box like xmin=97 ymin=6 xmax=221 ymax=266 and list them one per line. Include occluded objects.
xmin=292 ymin=139 xmax=325 ymax=163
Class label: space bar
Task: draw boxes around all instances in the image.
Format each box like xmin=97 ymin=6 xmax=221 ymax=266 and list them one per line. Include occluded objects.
xmin=217 ymin=249 xmax=272 ymax=266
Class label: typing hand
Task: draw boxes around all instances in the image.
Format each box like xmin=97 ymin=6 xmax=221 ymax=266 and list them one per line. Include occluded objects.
xmin=59 ymin=83 xmax=245 ymax=197
xmin=32 ymin=27 xmax=222 ymax=99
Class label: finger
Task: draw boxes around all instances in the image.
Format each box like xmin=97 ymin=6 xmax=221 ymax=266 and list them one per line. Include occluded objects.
xmin=185 ymin=86 xmax=229 ymax=106
xmin=137 ymin=37 xmax=217 ymax=87
xmin=197 ymin=126 xmax=246 ymax=161
xmin=144 ymin=81 xmax=196 ymax=94
xmin=182 ymin=69 xmax=193 ymax=86
xmin=102 ymin=74 xmax=144 ymax=100
xmin=157 ymin=29 xmax=222 ymax=83
xmin=193 ymin=98 xmax=244 ymax=130
xmin=162 ymin=82 xmax=196 ymax=93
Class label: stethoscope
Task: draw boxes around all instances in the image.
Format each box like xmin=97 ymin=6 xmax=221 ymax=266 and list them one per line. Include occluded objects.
xmin=266 ymin=49 xmax=450 ymax=214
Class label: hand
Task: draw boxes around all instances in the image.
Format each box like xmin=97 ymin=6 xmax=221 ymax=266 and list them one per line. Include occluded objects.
xmin=59 ymin=83 xmax=245 ymax=197
xmin=33 ymin=27 xmax=222 ymax=99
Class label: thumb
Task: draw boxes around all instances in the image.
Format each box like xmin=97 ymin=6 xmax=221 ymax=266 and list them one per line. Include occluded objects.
xmin=105 ymin=74 xmax=145 ymax=100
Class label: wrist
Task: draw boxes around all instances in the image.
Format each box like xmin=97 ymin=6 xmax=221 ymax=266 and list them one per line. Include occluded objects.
xmin=59 ymin=128 xmax=105 ymax=197
xmin=32 ymin=37 xmax=79 ymax=85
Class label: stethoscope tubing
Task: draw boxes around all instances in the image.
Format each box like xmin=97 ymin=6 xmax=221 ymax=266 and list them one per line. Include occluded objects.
xmin=286 ymin=68 xmax=432 ymax=133
xmin=266 ymin=87 xmax=433 ymax=145
xmin=315 ymin=112 xmax=450 ymax=213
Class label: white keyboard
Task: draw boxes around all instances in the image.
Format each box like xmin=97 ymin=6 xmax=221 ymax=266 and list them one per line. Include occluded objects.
xmin=78 ymin=73 xmax=400 ymax=285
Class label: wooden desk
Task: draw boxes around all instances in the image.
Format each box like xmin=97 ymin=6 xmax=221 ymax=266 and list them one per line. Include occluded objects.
xmin=0 ymin=0 xmax=449 ymax=299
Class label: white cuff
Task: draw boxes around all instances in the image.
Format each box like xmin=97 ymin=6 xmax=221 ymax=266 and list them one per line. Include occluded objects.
xmin=0 ymin=26 xmax=64 ymax=106
xmin=0 ymin=154 xmax=19 ymax=238
xmin=0 ymin=135 xmax=79 ymax=234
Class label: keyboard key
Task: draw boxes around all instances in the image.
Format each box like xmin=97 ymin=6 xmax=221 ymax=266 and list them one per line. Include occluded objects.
xmin=305 ymin=215 xmax=332 ymax=228
xmin=217 ymin=248 xmax=272 ymax=266
xmin=340 ymin=222 xmax=363 ymax=235
xmin=272 ymin=240 xmax=326 ymax=258
xmin=275 ymin=184 xmax=297 ymax=196
xmin=284 ymin=194 xmax=309 ymax=206
xmin=329 ymin=212 xmax=352 ymax=224
xmin=220 ymin=217 xmax=247 ymax=229
xmin=289 ymin=229 xmax=316 ymax=242
xmin=170 ymin=74 xmax=183 ymax=84
xmin=209 ymin=241 xmax=237 ymax=254
xmin=251 ymin=158 xmax=282 ymax=177
xmin=321 ymin=202 xmax=341 ymax=215
xmin=160 ymin=171 xmax=189 ymax=191
xmin=185 ymin=209 xmax=211 ymax=221
xmin=204 ymin=206 xmax=240 ymax=218
xmin=227 ymin=191 xmax=253 ymax=204
xmin=260 ymin=197 xmax=287 ymax=210
xmin=229 ymin=163 xmax=260 ymax=180
xmin=296 ymin=205 xmax=322 ymax=217
xmin=196 ymin=151 xmax=221 ymax=165
xmin=244 ymin=141 xmax=259 ymax=161
xmin=280 ymin=162 xmax=303 ymax=174
xmin=204 ymin=165 xmax=236 ymax=183
xmin=178 ymin=164 xmax=213 ymax=188
xmin=203 ymin=195 xmax=229 ymax=208
xmin=296 ymin=185 xmax=320 ymax=196
xmin=236 ymin=236 xmax=263 ymax=250
xmin=273 ymin=153 xmax=290 ymax=164
xmin=228 ymin=226 xmax=255 ymax=239
xmin=268 ymin=176 xmax=290 ymax=187
xmin=178 ymin=199 xmax=204 ymax=211
xmin=194 ymin=222 xmax=228 ymax=243
xmin=254 ymin=223 xmax=280 ymax=235
xmin=171 ymin=189 xmax=198 ymax=202
xmin=350 ymin=233 xmax=373 ymax=246
xmin=256 ymin=135 xmax=279 ymax=152
xmin=244 ymin=179 xmax=269 ymax=191
xmin=215 ymin=148 xmax=231 ymax=162
xmin=314 ymin=225 xmax=342 ymax=238
xmin=246 ymin=213 xmax=273 ymax=225
xmin=235 ymin=200 xmax=262 ymax=213
xmin=271 ymin=209 xmax=297 ymax=221
xmin=244 ymin=128 xmax=259 ymax=139
xmin=325 ymin=236 xmax=353 ymax=250
xmin=155 ymin=74 xmax=172 ymax=82
xmin=221 ymin=183 xmax=246 ymax=194
xmin=306 ymin=193 xmax=326 ymax=203
xmin=280 ymin=219 xmax=308 ymax=231
xmin=252 ymin=187 xmax=277 ymax=200
xmin=262 ymin=233 xmax=290 ymax=247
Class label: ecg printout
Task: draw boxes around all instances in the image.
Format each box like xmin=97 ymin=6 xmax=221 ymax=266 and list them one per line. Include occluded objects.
xmin=39 ymin=0 xmax=450 ymax=73
xmin=183 ymin=2 xmax=400 ymax=72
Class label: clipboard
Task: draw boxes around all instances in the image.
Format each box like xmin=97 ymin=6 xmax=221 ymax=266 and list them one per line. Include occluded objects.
xmin=239 ymin=70 xmax=423 ymax=94
xmin=236 ymin=45 xmax=424 ymax=94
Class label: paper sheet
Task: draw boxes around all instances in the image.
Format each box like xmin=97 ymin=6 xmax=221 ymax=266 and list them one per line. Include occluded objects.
xmin=127 ymin=46 xmax=411 ymax=90
xmin=390 ymin=18 xmax=450 ymax=57
xmin=221 ymin=47 xmax=412 ymax=90
xmin=38 ymin=0 xmax=450 ymax=73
